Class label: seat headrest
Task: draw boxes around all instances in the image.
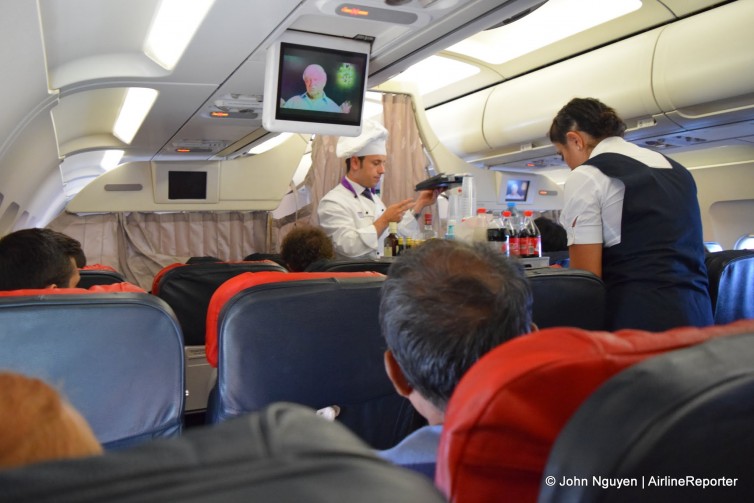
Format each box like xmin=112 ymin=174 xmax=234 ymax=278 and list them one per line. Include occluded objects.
xmin=539 ymin=327 xmax=754 ymax=502
xmin=205 ymin=271 xmax=384 ymax=367
xmin=435 ymin=319 xmax=754 ymax=503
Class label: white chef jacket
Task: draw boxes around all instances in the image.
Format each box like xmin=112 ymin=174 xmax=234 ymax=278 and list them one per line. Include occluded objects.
xmin=318 ymin=178 xmax=419 ymax=259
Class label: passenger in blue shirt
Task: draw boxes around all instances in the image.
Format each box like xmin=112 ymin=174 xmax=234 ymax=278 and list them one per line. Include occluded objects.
xmin=377 ymin=239 xmax=533 ymax=477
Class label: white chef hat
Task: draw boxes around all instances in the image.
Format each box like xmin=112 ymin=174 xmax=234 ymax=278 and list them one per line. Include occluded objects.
xmin=336 ymin=119 xmax=388 ymax=158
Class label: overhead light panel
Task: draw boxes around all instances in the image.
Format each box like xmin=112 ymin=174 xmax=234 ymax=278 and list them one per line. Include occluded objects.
xmin=387 ymin=56 xmax=480 ymax=95
xmin=447 ymin=0 xmax=642 ymax=65
xmin=144 ymin=0 xmax=215 ymax=70
xmin=248 ymin=133 xmax=293 ymax=155
xmin=113 ymin=88 xmax=158 ymax=144
xmin=100 ymin=150 xmax=124 ymax=171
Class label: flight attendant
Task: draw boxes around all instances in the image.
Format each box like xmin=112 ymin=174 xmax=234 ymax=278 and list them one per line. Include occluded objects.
xmin=317 ymin=119 xmax=436 ymax=259
xmin=548 ymin=97 xmax=713 ymax=331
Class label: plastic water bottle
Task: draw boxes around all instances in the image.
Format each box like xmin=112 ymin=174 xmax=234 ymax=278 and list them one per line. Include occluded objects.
xmin=445 ymin=219 xmax=456 ymax=240
xmin=455 ymin=207 xmax=489 ymax=244
xmin=421 ymin=213 xmax=437 ymax=241
xmin=506 ymin=202 xmax=520 ymax=227
xmin=471 ymin=208 xmax=489 ymax=243
xmin=460 ymin=175 xmax=477 ymax=220
xmin=447 ymin=186 xmax=463 ymax=224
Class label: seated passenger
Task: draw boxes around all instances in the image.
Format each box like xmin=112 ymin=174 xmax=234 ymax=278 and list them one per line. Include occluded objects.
xmin=0 ymin=228 xmax=143 ymax=292
xmin=534 ymin=216 xmax=569 ymax=267
xmin=377 ymin=239 xmax=533 ymax=475
xmin=0 ymin=372 xmax=102 ymax=469
xmin=280 ymin=225 xmax=335 ymax=272
xmin=48 ymin=229 xmax=86 ymax=287
xmin=0 ymin=229 xmax=75 ymax=290
xmin=534 ymin=216 xmax=567 ymax=253
xmin=48 ymin=229 xmax=120 ymax=274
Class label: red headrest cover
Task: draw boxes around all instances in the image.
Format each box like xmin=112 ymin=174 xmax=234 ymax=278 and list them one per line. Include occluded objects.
xmin=205 ymin=271 xmax=383 ymax=367
xmin=436 ymin=319 xmax=754 ymax=503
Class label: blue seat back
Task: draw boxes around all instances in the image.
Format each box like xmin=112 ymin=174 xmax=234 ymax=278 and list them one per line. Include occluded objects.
xmin=526 ymin=268 xmax=606 ymax=330
xmin=539 ymin=320 xmax=754 ymax=502
xmin=0 ymin=293 xmax=185 ymax=449
xmin=208 ymin=274 xmax=423 ymax=449
xmin=705 ymin=249 xmax=754 ymax=324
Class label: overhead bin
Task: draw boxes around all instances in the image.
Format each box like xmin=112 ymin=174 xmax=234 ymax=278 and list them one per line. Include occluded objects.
xmin=482 ymin=29 xmax=661 ymax=163
xmin=423 ymin=89 xmax=493 ymax=157
xmin=429 ymin=30 xmax=663 ymax=165
xmin=428 ymin=0 xmax=754 ymax=167
xmin=653 ymin=0 xmax=754 ymax=129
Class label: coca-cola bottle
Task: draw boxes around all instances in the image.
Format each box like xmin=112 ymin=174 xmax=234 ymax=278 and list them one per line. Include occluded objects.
xmin=486 ymin=211 xmax=507 ymax=255
xmin=503 ymin=210 xmax=520 ymax=257
xmin=520 ymin=210 xmax=542 ymax=258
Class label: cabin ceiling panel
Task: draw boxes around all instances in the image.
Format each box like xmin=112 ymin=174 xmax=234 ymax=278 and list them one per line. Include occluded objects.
xmin=40 ymin=0 xmax=162 ymax=89
xmin=1 ymin=111 xmax=62 ymax=222
xmin=52 ymin=82 xmax=219 ymax=161
xmin=124 ymin=82 xmax=222 ymax=162
xmin=163 ymin=0 xmax=305 ymax=83
xmin=60 ymin=152 xmax=110 ymax=191
xmin=365 ymin=0 xmax=547 ymax=81
xmin=52 ymin=89 xmax=128 ymax=155
xmin=659 ymin=0 xmax=734 ymax=17
xmin=155 ymin=59 xmax=267 ymax=160
xmin=41 ymin=0 xmax=304 ymax=91
xmin=0 ymin=1 xmax=53 ymax=164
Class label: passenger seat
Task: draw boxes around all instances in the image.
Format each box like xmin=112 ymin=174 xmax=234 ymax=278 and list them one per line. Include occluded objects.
xmin=705 ymin=249 xmax=754 ymax=324
xmin=205 ymin=271 xmax=425 ymax=449
xmin=540 ymin=322 xmax=754 ymax=502
xmin=0 ymin=290 xmax=185 ymax=449
xmin=435 ymin=319 xmax=754 ymax=502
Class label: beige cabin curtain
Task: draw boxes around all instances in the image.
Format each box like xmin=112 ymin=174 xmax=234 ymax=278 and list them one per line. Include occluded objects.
xmin=49 ymin=211 xmax=269 ymax=290
xmin=306 ymin=92 xmax=431 ymax=226
xmin=306 ymin=134 xmax=343 ymax=227
xmin=381 ymin=93 xmax=432 ymax=207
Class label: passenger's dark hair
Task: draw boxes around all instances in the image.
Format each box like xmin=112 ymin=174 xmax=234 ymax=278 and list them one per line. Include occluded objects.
xmin=548 ymin=97 xmax=627 ymax=145
xmin=534 ymin=217 xmax=567 ymax=252
xmin=280 ymin=225 xmax=335 ymax=272
xmin=379 ymin=239 xmax=532 ymax=411
xmin=48 ymin=230 xmax=86 ymax=268
xmin=344 ymin=156 xmax=365 ymax=173
xmin=0 ymin=228 xmax=75 ymax=290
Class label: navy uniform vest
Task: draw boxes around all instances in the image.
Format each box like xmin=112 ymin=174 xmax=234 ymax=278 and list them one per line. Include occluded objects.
xmin=587 ymin=152 xmax=713 ymax=331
